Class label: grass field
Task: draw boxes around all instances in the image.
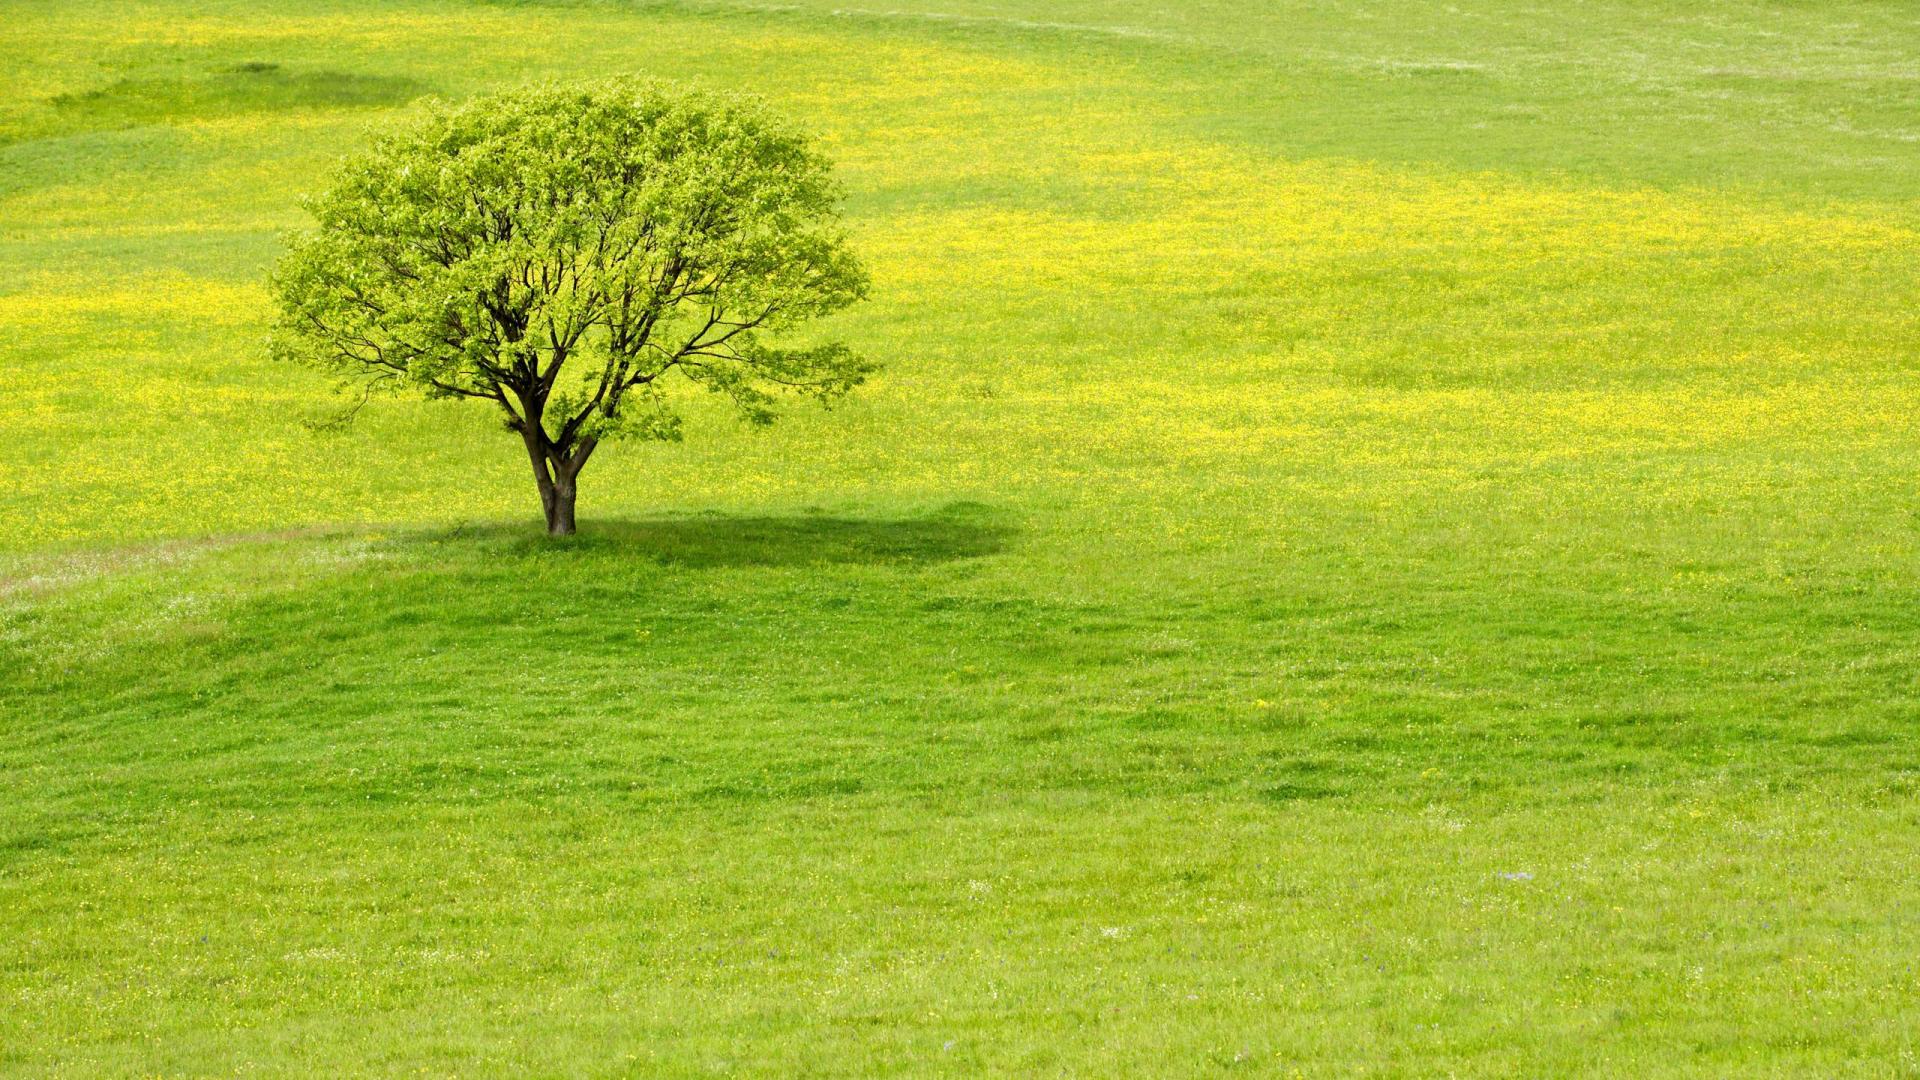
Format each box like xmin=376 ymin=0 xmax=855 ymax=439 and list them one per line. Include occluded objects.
xmin=4 ymin=0 xmax=1920 ymax=1074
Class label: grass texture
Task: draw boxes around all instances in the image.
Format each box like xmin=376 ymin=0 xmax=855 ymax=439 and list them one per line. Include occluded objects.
xmin=3 ymin=0 xmax=1919 ymax=1074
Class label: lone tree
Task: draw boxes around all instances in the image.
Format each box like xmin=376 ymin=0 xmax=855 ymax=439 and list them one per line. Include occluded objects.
xmin=271 ymin=79 xmax=871 ymax=535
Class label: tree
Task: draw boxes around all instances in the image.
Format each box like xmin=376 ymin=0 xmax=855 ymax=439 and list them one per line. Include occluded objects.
xmin=271 ymin=79 xmax=871 ymax=535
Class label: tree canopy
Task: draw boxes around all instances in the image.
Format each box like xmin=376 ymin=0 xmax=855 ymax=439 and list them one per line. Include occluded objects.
xmin=271 ymin=79 xmax=872 ymax=534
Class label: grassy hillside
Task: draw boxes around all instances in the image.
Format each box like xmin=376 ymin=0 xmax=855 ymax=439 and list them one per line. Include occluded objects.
xmin=3 ymin=0 xmax=1919 ymax=1074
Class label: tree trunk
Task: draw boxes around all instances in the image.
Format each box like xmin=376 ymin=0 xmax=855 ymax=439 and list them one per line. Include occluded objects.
xmin=517 ymin=409 xmax=571 ymax=537
xmin=517 ymin=398 xmax=592 ymax=537
xmin=545 ymin=438 xmax=596 ymax=538
xmin=546 ymin=477 xmax=578 ymax=536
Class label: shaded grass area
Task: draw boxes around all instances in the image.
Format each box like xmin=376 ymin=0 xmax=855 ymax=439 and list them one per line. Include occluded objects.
xmin=7 ymin=510 xmax=1914 ymax=815
xmin=52 ymin=62 xmax=427 ymax=120
xmin=424 ymin=504 xmax=1015 ymax=567
xmin=7 ymin=63 xmax=427 ymax=146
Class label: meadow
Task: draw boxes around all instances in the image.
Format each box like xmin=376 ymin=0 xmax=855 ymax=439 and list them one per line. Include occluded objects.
xmin=3 ymin=0 xmax=1919 ymax=1074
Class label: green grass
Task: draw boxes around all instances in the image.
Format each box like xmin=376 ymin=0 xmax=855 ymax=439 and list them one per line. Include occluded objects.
xmin=4 ymin=0 xmax=1920 ymax=1074
xmin=34 ymin=62 xmax=427 ymax=144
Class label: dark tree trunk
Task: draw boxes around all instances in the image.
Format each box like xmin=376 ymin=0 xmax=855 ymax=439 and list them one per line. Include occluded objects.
xmin=516 ymin=394 xmax=593 ymax=537
xmin=517 ymin=409 xmax=567 ymax=537
xmin=547 ymin=438 xmax=596 ymax=537
xmin=546 ymin=478 xmax=578 ymax=536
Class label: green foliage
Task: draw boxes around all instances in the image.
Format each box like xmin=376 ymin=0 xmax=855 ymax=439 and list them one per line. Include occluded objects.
xmin=271 ymin=78 xmax=871 ymax=526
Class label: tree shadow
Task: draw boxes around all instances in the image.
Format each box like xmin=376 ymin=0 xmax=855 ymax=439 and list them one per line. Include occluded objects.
xmin=426 ymin=501 xmax=1016 ymax=568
